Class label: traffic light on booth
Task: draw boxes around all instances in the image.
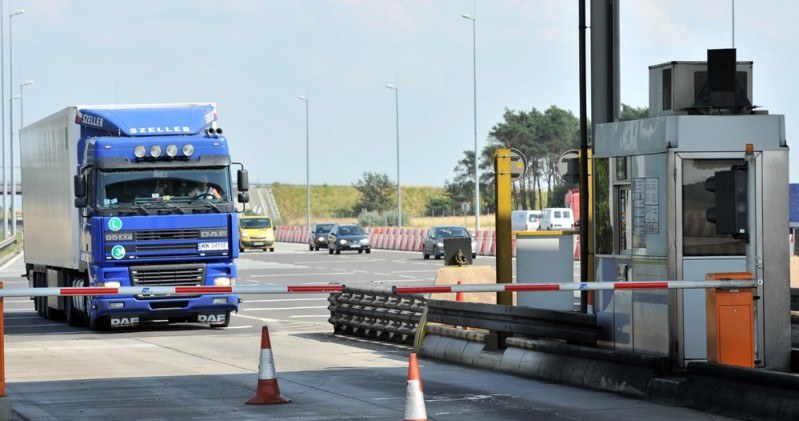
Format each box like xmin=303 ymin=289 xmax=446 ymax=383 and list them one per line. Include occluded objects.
xmin=704 ymin=164 xmax=748 ymax=239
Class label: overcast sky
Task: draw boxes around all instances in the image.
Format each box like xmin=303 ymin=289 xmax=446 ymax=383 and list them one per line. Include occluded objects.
xmin=9 ymin=0 xmax=799 ymax=186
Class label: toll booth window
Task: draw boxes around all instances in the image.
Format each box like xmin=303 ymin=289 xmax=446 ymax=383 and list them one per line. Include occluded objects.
xmin=594 ymin=158 xmax=612 ymax=255
xmin=682 ymin=159 xmax=746 ymax=256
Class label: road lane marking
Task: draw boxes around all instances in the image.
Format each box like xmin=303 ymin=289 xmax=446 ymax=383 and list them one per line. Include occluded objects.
xmin=244 ymin=298 xmax=327 ymax=303
xmin=290 ymin=315 xmax=329 ymax=318
xmin=0 ymin=252 xmax=23 ymax=271
xmin=251 ymin=272 xmax=354 ymax=277
xmin=243 ymin=306 xmax=328 ymax=311
xmin=391 ymin=270 xmax=436 ymax=273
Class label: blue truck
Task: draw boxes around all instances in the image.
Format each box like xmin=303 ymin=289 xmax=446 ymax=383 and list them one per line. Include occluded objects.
xmin=20 ymin=103 xmax=248 ymax=329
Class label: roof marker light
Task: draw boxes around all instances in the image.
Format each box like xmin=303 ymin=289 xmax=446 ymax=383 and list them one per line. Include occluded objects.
xmin=134 ymin=145 xmax=147 ymax=158
xmin=182 ymin=144 xmax=194 ymax=156
xmin=165 ymin=144 xmax=178 ymax=157
xmin=149 ymin=145 xmax=162 ymax=158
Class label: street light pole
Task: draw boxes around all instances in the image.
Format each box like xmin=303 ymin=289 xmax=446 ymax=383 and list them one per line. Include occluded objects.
xmin=20 ymin=80 xmax=32 ymax=127
xmin=9 ymin=9 xmax=23 ymax=238
xmin=462 ymin=13 xmax=479 ymax=230
xmin=385 ymin=83 xmax=401 ymax=229
xmin=297 ymin=95 xmax=310 ymax=233
xmin=0 ymin=1 xmax=7 ymax=240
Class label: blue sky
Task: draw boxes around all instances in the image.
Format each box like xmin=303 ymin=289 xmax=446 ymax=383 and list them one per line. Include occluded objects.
xmin=9 ymin=0 xmax=799 ymax=186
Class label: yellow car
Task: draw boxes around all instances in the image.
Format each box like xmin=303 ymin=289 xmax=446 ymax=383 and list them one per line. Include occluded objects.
xmin=239 ymin=216 xmax=275 ymax=252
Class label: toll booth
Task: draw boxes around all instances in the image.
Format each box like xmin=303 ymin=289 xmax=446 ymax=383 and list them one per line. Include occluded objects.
xmin=592 ymin=50 xmax=790 ymax=370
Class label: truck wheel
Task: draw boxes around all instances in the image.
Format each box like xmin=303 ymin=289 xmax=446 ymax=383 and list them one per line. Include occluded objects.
xmin=90 ymin=316 xmax=110 ymax=331
xmin=65 ymin=297 xmax=82 ymax=327
xmin=209 ymin=311 xmax=232 ymax=329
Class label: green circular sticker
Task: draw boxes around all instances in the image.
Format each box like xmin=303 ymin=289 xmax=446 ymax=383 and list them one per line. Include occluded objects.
xmin=108 ymin=217 xmax=123 ymax=232
xmin=111 ymin=245 xmax=126 ymax=260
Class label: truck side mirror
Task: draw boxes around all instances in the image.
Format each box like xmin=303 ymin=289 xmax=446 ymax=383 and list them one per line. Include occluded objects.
xmin=74 ymin=174 xmax=86 ymax=198
xmin=238 ymin=192 xmax=250 ymax=204
xmin=74 ymin=174 xmax=88 ymax=208
xmin=237 ymin=169 xmax=249 ymax=192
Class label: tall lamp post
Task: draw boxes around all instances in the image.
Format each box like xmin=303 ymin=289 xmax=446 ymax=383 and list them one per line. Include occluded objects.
xmin=462 ymin=13 xmax=479 ymax=230
xmin=20 ymin=80 xmax=32 ymax=126
xmin=297 ymin=95 xmax=310 ymax=233
xmin=9 ymin=9 xmax=24 ymax=237
xmin=18 ymin=80 xmax=32 ymax=236
xmin=385 ymin=83 xmax=401 ymax=229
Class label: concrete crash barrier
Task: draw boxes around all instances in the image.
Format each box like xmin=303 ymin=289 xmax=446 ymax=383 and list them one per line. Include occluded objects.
xmin=418 ymin=326 xmax=658 ymax=399
xmin=327 ymin=284 xmax=425 ymax=344
xmin=648 ymin=362 xmax=799 ymax=421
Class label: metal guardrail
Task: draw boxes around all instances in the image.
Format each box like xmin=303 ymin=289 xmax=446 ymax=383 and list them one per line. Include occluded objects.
xmin=327 ymin=284 xmax=425 ymax=345
xmin=424 ymin=299 xmax=601 ymax=346
xmin=0 ymin=236 xmax=16 ymax=253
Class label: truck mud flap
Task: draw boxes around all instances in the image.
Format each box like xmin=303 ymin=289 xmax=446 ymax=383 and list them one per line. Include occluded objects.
xmin=110 ymin=315 xmax=140 ymax=328
xmin=197 ymin=312 xmax=227 ymax=325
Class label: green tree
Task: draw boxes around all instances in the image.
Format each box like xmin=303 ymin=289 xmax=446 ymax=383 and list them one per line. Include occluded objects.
xmin=352 ymin=172 xmax=395 ymax=213
xmin=620 ymin=103 xmax=648 ymax=121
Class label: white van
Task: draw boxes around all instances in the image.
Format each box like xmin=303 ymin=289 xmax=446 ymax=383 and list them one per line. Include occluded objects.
xmin=511 ymin=210 xmax=542 ymax=231
xmin=539 ymin=208 xmax=575 ymax=231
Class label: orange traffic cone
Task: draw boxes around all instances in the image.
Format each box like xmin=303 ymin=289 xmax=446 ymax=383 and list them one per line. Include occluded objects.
xmin=455 ymin=281 xmax=465 ymax=302
xmin=404 ymin=353 xmax=427 ymax=421
xmin=246 ymin=326 xmax=291 ymax=405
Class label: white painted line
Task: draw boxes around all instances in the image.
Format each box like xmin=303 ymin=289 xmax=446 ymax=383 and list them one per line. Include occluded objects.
xmin=374 ymin=273 xmax=391 ymax=276
xmin=391 ymin=269 xmax=436 ymax=273
xmin=223 ymin=325 xmax=252 ymax=329
xmin=232 ymin=313 xmax=281 ymax=323
xmin=243 ymin=306 xmax=328 ymax=311
xmin=251 ymin=272 xmax=354 ymax=277
xmin=302 ymin=282 xmax=340 ymax=285
xmin=244 ymin=298 xmax=327 ymax=303
xmin=300 ymin=260 xmax=380 ymax=264
xmin=290 ymin=315 xmax=329 ymax=318
xmin=0 ymin=253 xmax=23 ymax=271
xmin=6 ymin=323 xmax=66 ymax=328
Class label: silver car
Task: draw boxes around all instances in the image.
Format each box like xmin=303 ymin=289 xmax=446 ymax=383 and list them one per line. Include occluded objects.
xmin=422 ymin=225 xmax=476 ymax=260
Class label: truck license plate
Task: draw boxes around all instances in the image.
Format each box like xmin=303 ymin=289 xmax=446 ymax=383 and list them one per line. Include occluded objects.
xmin=199 ymin=242 xmax=229 ymax=251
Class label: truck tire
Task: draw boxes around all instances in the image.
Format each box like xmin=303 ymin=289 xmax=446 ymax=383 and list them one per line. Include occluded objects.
xmin=209 ymin=310 xmax=232 ymax=329
xmin=90 ymin=315 xmax=110 ymax=331
xmin=65 ymin=296 xmax=82 ymax=327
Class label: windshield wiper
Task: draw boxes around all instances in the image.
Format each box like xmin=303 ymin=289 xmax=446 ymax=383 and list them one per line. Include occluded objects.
xmin=133 ymin=204 xmax=150 ymax=215
xmin=203 ymin=202 xmax=221 ymax=213
xmin=161 ymin=202 xmax=185 ymax=215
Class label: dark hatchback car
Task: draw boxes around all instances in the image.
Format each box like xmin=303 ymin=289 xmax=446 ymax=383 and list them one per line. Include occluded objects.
xmin=308 ymin=222 xmax=335 ymax=251
xmin=422 ymin=225 xmax=477 ymax=260
xmin=327 ymin=224 xmax=371 ymax=254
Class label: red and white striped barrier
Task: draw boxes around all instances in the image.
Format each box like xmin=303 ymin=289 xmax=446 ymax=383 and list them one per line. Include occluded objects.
xmin=0 ymin=278 xmax=759 ymax=298
xmin=0 ymin=284 xmax=343 ymax=298
xmin=392 ymin=279 xmax=759 ymax=295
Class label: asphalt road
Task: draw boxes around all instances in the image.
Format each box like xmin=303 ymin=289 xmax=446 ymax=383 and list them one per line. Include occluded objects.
xmin=1 ymin=244 xmax=740 ymax=420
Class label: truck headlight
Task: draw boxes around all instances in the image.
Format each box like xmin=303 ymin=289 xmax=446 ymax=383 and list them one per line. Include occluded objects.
xmin=149 ymin=145 xmax=162 ymax=158
xmin=134 ymin=145 xmax=147 ymax=158
xmin=214 ymin=277 xmax=236 ymax=286
xmin=182 ymin=144 xmax=194 ymax=156
xmin=98 ymin=281 xmax=121 ymax=288
xmin=165 ymin=144 xmax=179 ymax=157
xmin=241 ymin=232 xmax=250 ymax=238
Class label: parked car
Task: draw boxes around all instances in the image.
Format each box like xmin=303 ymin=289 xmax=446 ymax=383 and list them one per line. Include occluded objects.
xmin=511 ymin=210 xmax=542 ymax=232
xmin=327 ymin=224 xmax=371 ymax=254
xmin=308 ymin=222 xmax=335 ymax=251
xmin=539 ymin=207 xmax=575 ymax=231
xmin=422 ymin=225 xmax=476 ymax=260
xmin=239 ymin=216 xmax=275 ymax=252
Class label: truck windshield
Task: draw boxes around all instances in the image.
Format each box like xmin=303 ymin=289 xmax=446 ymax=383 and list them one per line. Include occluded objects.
xmin=95 ymin=168 xmax=232 ymax=213
xmin=241 ymin=218 xmax=271 ymax=229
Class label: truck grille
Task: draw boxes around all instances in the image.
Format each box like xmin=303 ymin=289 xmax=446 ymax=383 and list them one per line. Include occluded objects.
xmin=129 ymin=264 xmax=205 ymax=287
xmin=135 ymin=229 xmax=200 ymax=241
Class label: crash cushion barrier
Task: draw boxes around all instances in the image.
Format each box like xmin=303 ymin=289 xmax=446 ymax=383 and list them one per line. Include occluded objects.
xmin=276 ymin=226 xmax=579 ymax=259
xmin=418 ymin=326 xmax=799 ymax=421
xmin=328 ymin=283 xmax=425 ymax=345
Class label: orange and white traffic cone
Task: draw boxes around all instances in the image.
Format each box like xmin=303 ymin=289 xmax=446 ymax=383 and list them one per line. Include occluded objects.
xmin=246 ymin=326 xmax=291 ymax=405
xmin=455 ymin=281 xmax=465 ymax=302
xmin=404 ymin=353 xmax=427 ymax=421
